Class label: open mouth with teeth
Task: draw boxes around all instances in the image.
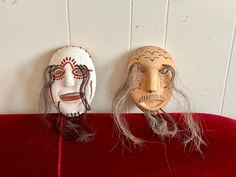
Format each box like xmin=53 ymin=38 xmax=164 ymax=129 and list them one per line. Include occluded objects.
xmin=59 ymin=92 xmax=84 ymax=102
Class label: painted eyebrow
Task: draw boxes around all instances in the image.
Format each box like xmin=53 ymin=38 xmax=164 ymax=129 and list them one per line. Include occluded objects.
xmin=49 ymin=65 xmax=62 ymax=71
xmin=162 ymin=64 xmax=171 ymax=67
xmin=73 ymin=64 xmax=93 ymax=72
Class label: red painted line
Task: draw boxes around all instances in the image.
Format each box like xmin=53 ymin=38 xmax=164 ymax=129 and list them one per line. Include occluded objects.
xmin=57 ymin=115 xmax=64 ymax=177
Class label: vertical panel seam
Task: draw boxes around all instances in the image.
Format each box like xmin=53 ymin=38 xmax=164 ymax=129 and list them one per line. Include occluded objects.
xmin=65 ymin=0 xmax=71 ymax=45
xmin=129 ymin=0 xmax=133 ymax=50
xmin=219 ymin=17 xmax=236 ymax=115
xmin=163 ymin=0 xmax=170 ymax=49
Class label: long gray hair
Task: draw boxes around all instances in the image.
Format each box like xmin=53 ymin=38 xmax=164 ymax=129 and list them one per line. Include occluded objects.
xmin=112 ymin=63 xmax=205 ymax=152
xmin=39 ymin=64 xmax=94 ymax=142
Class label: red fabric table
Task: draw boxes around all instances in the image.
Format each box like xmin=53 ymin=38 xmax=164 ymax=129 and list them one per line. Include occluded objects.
xmin=0 ymin=113 xmax=235 ymax=177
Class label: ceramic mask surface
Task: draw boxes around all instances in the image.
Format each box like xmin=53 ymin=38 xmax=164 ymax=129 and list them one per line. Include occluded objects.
xmin=128 ymin=46 xmax=174 ymax=112
xmin=49 ymin=46 xmax=96 ymax=116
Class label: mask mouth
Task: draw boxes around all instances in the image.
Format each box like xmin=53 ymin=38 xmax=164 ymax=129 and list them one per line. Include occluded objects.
xmin=59 ymin=92 xmax=84 ymax=102
xmin=138 ymin=94 xmax=164 ymax=103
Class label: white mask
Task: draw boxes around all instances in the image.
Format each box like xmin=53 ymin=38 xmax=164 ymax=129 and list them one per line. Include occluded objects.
xmin=48 ymin=46 xmax=96 ymax=117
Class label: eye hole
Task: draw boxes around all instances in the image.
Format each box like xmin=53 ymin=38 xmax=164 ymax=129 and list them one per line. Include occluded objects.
xmin=137 ymin=72 xmax=143 ymax=81
xmin=51 ymin=68 xmax=64 ymax=77
xmin=137 ymin=65 xmax=145 ymax=73
xmin=72 ymin=67 xmax=88 ymax=76
xmin=140 ymin=68 xmax=146 ymax=74
xmin=159 ymin=66 xmax=169 ymax=74
xmin=140 ymin=67 xmax=145 ymax=73
xmin=136 ymin=65 xmax=145 ymax=81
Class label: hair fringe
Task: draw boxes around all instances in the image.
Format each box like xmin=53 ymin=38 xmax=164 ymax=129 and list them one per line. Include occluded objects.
xmin=39 ymin=66 xmax=55 ymax=114
xmin=112 ymin=63 xmax=206 ymax=152
xmin=112 ymin=64 xmax=143 ymax=145
xmin=172 ymin=73 xmax=206 ymax=152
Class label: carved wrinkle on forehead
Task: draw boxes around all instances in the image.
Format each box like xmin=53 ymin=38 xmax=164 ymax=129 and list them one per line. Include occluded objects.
xmin=128 ymin=52 xmax=169 ymax=65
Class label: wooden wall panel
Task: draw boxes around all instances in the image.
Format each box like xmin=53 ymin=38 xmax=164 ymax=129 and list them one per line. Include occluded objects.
xmin=166 ymin=0 xmax=236 ymax=114
xmin=132 ymin=0 xmax=167 ymax=49
xmin=0 ymin=0 xmax=235 ymax=117
xmin=0 ymin=0 xmax=67 ymax=113
xmin=68 ymin=0 xmax=130 ymax=112
xmin=222 ymin=21 xmax=236 ymax=118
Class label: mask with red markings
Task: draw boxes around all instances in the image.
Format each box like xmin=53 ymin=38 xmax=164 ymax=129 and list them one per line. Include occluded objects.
xmin=48 ymin=46 xmax=96 ymax=117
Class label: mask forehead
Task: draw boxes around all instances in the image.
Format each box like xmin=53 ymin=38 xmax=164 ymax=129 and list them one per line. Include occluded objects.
xmin=128 ymin=46 xmax=174 ymax=70
xmin=49 ymin=46 xmax=95 ymax=69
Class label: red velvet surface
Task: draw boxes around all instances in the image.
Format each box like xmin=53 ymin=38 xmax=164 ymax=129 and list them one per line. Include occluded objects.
xmin=0 ymin=113 xmax=236 ymax=177
xmin=0 ymin=114 xmax=58 ymax=177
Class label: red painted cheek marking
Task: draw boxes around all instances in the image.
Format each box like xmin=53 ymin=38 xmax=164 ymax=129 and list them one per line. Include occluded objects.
xmin=90 ymin=80 xmax=93 ymax=98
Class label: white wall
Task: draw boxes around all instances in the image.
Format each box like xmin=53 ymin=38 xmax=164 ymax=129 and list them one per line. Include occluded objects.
xmin=0 ymin=0 xmax=235 ymax=118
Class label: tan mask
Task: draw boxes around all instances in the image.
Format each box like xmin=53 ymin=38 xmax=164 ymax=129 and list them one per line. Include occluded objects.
xmin=128 ymin=46 xmax=174 ymax=112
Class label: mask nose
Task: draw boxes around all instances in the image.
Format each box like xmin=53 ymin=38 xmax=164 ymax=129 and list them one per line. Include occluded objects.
xmin=64 ymin=66 xmax=75 ymax=87
xmin=147 ymin=69 xmax=161 ymax=93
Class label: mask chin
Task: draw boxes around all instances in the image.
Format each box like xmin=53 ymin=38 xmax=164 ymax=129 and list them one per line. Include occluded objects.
xmin=57 ymin=100 xmax=86 ymax=117
xmin=131 ymin=91 xmax=171 ymax=113
xmin=136 ymin=100 xmax=167 ymax=114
